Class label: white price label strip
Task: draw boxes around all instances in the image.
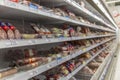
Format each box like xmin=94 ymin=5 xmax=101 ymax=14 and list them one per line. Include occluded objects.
xmin=31 ymin=40 xmax=36 ymax=44
xmin=11 ymin=40 xmax=18 ymax=45
xmin=5 ymin=42 xmax=12 ymax=46
xmin=5 ymin=1 xmax=18 ymax=8
xmin=57 ymin=58 xmax=63 ymax=64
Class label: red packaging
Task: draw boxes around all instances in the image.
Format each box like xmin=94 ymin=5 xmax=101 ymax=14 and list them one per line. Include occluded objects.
xmin=10 ymin=0 xmax=19 ymax=2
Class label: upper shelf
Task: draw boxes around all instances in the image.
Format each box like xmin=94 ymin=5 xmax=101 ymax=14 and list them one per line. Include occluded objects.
xmin=39 ymin=0 xmax=116 ymax=30
xmin=0 ymin=0 xmax=115 ymax=32
xmin=87 ymin=0 xmax=117 ymax=29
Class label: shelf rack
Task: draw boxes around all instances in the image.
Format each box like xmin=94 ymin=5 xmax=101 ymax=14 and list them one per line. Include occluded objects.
xmin=0 ymin=0 xmax=115 ymax=33
xmin=0 ymin=34 xmax=115 ymax=49
xmin=59 ymin=43 xmax=112 ymax=80
xmin=39 ymin=0 xmax=116 ymax=30
xmin=63 ymin=0 xmax=116 ymax=30
xmin=98 ymin=42 xmax=118 ymax=80
xmin=87 ymin=0 xmax=118 ymax=29
xmin=90 ymin=51 xmax=112 ymax=80
xmin=88 ymin=40 xmax=117 ymax=80
xmin=0 ymin=0 xmax=117 ymax=80
xmin=1 ymin=37 xmax=115 ymax=80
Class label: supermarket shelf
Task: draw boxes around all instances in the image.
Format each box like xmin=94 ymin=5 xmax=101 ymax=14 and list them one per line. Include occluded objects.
xmin=91 ymin=40 xmax=117 ymax=80
xmin=87 ymin=0 xmax=117 ymax=29
xmin=40 ymin=0 xmax=116 ymax=30
xmin=0 ymin=34 xmax=115 ymax=49
xmin=99 ymin=42 xmax=118 ymax=80
xmin=63 ymin=0 xmax=116 ymax=30
xmin=1 ymin=38 xmax=114 ymax=80
xmin=90 ymin=51 xmax=112 ymax=80
xmin=0 ymin=0 xmax=115 ymax=33
xmin=98 ymin=56 xmax=112 ymax=80
xmin=59 ymin=44 xmax=111 ymax=80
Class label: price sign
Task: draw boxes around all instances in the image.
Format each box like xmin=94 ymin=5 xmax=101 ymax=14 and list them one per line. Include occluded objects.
xmin=72 ymin=53 xmax=76 ymax=58
xmin=45 ymin=38 xmax=49 ymax=42
xmin=31 ymin=39 xmax=36 ymax=44
xmin=5 ymin=41 xmax=12 ymax=46
xmin=47 ymin=65 xmax=51 ymax=68
xmin=67 ymin=75 xmax=71 ymax=79
xmin=18 ymin=5 xmax=28 ymax=11
xmin=11 ymin=40 xmax=18 ymax=45
xmin=82 ymin=48 xmax=86 ymax=51
xmin=28 ymin=40 xmax=36 ymax=44
xmin=5 ymin=1 xmax=18 ymax=8
xmin=57 ymin=58 xmax=63 ymax=64
xmin=32 ymin=70 xmax=38 ymax=75
xmin=29 ymin=7 xmax=38 ymax=12
xmin=48 ymin=39 xmax=51 ymax=42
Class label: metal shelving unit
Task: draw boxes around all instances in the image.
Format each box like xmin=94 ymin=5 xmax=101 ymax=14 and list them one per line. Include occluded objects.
xmin=90 ymin=50 xmax=113 ymax=80
xmin=59 ymin=44 xmax=111 ymax=80
xmin=98 ymin=42 xmax=118 ymax=80
xmin=63 ymin=0 xmax=116 ymax=30
xmin=87 ymin=0 xmax=118 ymax=29
xmin=88 ymin=40 xmax=117 ymax=80
xmin=1 ymin=38 xmax=115 ymax=80
xmin=0 ymin=0 xmax=117 ymax=80
xmin=0 ymin=0 xmax=115 ymax=32
xmin=39 ymin=0 xmax=116 ymax=30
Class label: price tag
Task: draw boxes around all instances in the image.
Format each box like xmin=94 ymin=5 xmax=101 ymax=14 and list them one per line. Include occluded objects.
xmin=67 ymin=75 xmax=71 ymax=79
xmin=45 ymin=38 xmax=49 ymax=42
xmin=67 ymin=38 xmax=70 ymax=41
xmin=18 ymin=5 xmax=28 ymax=11
xmin=48 ymin=39 xmax=51 ymax=42
xmin=82 ymin=48 xmax=86 ymax=51
xmin=28 ymin=40 xmax=35 ymax=44
xmin=11 ymin=40 xmax=18 ymax=45
xmin=58 ymin=38 xmax=63 ymax=41
xmin=30 ymin=39 xmax=36 ymax=44
xmin=5 ymin=42 xmax=12 ymax=46
xmin=72 ymin=53 xmax=76 ymax=58
xmin=5 ymin=1 xmax=18 ymax=8
xmin=57 ymin=58 xmax=63 ymax=64
xmin=47 ymin=64 xmax=51 ymax=68
xmin=32 ymin=71 xmax=37 ymax=75
xmin=74 ymin=37 xmax=77 ymax=40
xmin=77 ymin=52 xmax=81 ymax=56
xmin=30 ymin=72 xmax=34 ymax=75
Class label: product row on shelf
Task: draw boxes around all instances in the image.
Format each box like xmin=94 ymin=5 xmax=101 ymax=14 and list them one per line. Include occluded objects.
xmin=0 ymin=22 xmax=114 ymax=40
xmin=29 ymin=41 xmax=113 ymax=80
xmin=0 ymin=37 xmax=114 ymax=80
xmin=0 ymin=0 xmax=115 ymax=32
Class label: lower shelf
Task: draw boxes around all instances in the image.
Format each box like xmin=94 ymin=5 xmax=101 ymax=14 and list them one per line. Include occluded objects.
xmin=59 ymin=44 xmax=110 ymax=80
xmin=90 ymin=50 xmax=113 ymax=80
xmin=1 ymin=38 xmax=115 ymax=80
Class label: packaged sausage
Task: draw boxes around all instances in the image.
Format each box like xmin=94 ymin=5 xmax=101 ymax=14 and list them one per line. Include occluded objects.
xmin=0 ymin=68 xmax=18 ymax=79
